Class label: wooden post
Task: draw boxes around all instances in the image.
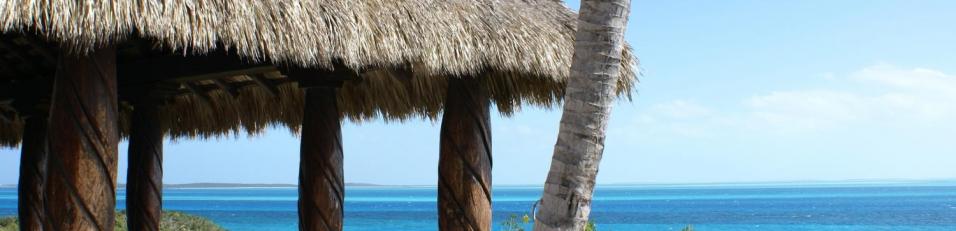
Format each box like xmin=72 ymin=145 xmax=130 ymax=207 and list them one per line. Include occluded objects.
xmin=298 ymin=86 xmax=344 ymax=231
xmin=126 ymin=99 xmax=164 ymax=231
xmin=44 ymin=46 xmax=119 ymax=231
xmin=438 ymin=77 xmax=492 ymax=231
xmin=17 ymin=108 xmax=49 ymax=230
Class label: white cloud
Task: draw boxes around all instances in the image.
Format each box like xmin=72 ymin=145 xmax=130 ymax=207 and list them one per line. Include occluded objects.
xmin=852 ymin=64 xmax=956 ymax=93
xmin=626 ymin=100 xmax=716 ymax=137
xmin=745 ymin=65 xmax=956 ymax=132
xmin=746 ymin=90 xmax=870 ymax=131
xmin=628 ymin=64 xmax=956 ymax=136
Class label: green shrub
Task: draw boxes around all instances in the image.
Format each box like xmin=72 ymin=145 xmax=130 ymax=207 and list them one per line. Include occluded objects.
xmin=500 ymin=214 xmax=598 ymax=231
xmin=584 ymin=220 xmax=597 ymax=231
xmin=498 ymin=213 xmax=696 ymax=231
xmin=501 ymin=214 xmax=529 ymax=231
xmin=0 ymin=211 xmax=224 ymax=231
xmin=0 ymin=217 xmax=17 ymax=231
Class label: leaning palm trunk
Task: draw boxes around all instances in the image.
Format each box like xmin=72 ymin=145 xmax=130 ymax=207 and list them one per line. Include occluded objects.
xmin=534 ymin=0 xmax=632 ymax=230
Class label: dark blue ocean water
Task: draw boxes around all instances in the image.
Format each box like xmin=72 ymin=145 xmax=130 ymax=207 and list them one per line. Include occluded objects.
xmin=2 ymin=183 xmax=956 ymax=230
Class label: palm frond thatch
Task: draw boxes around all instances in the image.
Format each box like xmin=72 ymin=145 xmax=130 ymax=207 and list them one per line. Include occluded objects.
xmin=0 ymin=0 xmax=639 ymax=145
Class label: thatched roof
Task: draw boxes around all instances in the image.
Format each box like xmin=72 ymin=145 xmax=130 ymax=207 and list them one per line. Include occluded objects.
xmin=0 ymin=0 xmax=638 ymax=146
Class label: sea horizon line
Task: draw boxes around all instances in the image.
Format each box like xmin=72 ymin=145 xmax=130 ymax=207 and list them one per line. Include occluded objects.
xmin=2 ymin=178 xmax=955 ymax=189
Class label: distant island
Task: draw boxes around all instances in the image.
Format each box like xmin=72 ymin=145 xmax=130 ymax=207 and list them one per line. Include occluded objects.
xmin=0 ymin=182 xmax=391 ymax=188
xmin=7 ymin=179 xmax=954 ymax=189
xmin=109 ymin=182 xmax=384 ymax=189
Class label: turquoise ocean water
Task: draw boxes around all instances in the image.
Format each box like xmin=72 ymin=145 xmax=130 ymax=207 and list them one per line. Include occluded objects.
xmin=2 ymin=182 xmax=955 ymax=230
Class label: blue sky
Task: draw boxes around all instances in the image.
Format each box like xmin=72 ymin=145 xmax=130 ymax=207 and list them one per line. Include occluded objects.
xmin=3 ymin=0 xmax=956 ymax=185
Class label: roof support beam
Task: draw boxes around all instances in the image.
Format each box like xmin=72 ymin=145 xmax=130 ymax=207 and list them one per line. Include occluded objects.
xmin=0 ymin=40 xmax=46 ymax=80
xmin=126 ymin=98 xmax=165 ymax=231
xmin=0 ymin=101 xmax=14 ymax=123
xmin=438 ymin=76 xmax=493 ymax=231
xmin=17 ymin=108 xmax=50 ymax=230
xmin=184 ymin=83 xmax=215 ymax=106
xmin=298 ymin=86 xmax=344 ymax=231
xmin=12 ymin=96 xmax=50 ymax=230
xmin=45 ymin=45 xmax=119 ymax=230
xmin=213 ymin=79 xmax=240 ymax=98
xmin=164 ymin=79 xmax=294 ymax=99
xmin=0 ymin=78 xmax=51 ymax=103
xmin=12 ymin=36 xmax=57 ymax=65
xmin=250 ymin=74 xmax=281 ymax=98
xmin=284 ymin=63 xmax=361 ymax=88
xmin=117 ymin=51 xmax=276 ymax=87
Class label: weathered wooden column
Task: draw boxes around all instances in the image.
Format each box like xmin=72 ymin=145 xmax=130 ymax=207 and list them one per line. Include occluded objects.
xmin=44 ymin=46 xmax=119 ymax=231
xmin=17 ymin=103 xmax=49 ymax=230
xmin=297 ymin=80 xmax=344 ymax=231
xmin=438 ymin=77 xmax=492 ymax=231
xmin=126 ymin=97 xmax=164 ymax=231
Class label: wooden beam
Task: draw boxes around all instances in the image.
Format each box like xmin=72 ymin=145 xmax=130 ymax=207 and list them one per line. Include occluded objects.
xmin=250 ymin=74 xmax=281 ymax=98
xmin=285 ymin=63 xmax=361 ymax=89
xmin=117 ymin=51 xmax=276 ymax=87
xmin=13 ymin=36 xmax=57 ymax=66
xmin=213 ymin=79 xmax=241 ymax=98
xmin=17 ymin=109 xmax=49 ymax=230
xmin=117 ymin=82 xmax=180 ymax=106
xmin=164 ymin=79 xmax=294 ymax=98
xmin=126 ymin=100 xmax=164 ymax=231
xmin=125 ymin=78 xmax=295 ymax=101
xmin=112 ymin=51 xmax=278 ymax=103
xmin=298 ymin=87 xmax=344 ymax=231
xmin=184 ymin=83 xmax=215 ymax=106
xmin=0 ymin=101 xmax=12 ymax=116
xmin=175 ymin=65 xmax=277 ymax=83
xmin=438 ymin=77 xmax=492 ymax=231
xmin=0 ymin=102 xmax=14 ymax=124
xmin=0 ymin=40 xmax=46 ymax=80
xmin=0 ymin=35 xmax=56 ymax=99
xmin=45 ymin=46 xmax=119 ymax=230
xmin=0 ymin=78 xmax=52 ymax=102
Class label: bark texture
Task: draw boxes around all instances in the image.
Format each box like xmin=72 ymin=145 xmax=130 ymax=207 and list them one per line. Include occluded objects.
xmin=18 ymin=113 xmax=49 ymax=231
xmin=44 ymin=46 xmax=119 ymax=231
xmin=438 ymin=77 xmax=492 ymax=231
xmin=534 ymin=0 xmax=631 ymax=230
xmin=126 ymin=101 xmax=164 ymax=231
xmin=298 ymin=87 xmax=344 ymax=231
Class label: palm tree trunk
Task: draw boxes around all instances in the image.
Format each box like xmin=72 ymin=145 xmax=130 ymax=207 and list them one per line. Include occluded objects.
xmin=534 ymin=0 xmax=632 ymax=230
xmin=44 ymin=46 xmax=120 ymax=231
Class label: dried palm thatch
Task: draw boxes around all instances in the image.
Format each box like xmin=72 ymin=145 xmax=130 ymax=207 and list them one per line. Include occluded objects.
xmin=147 ymin=74 xmax=305 ymax=140
xmin=0 ymin=0 xmax=639 ymax=146
xmin=0 ymin=1 xmax=636 ymax=79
